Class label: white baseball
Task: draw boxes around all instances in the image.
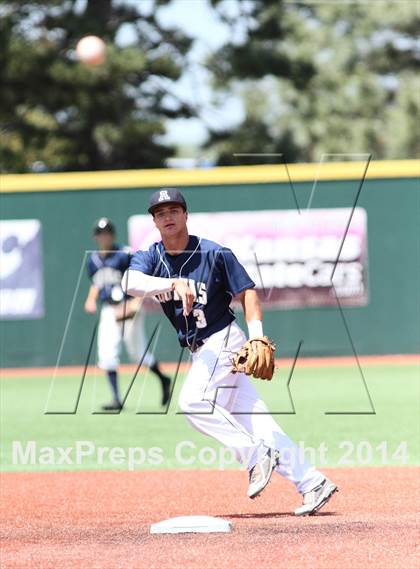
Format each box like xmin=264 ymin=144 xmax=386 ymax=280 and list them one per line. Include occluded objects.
xmin=76 ymin=35 xmax=106 ymax=65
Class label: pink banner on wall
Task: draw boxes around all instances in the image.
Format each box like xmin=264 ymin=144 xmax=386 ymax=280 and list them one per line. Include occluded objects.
xmin=128 ymin=208 xmax=368 ymax=309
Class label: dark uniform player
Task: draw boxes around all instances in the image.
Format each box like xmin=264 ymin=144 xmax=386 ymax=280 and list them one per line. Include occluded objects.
xmin=123 ymin=189 xmax=337 ymax=516
xmin=84 ymin=217 xmax=171 ymax=411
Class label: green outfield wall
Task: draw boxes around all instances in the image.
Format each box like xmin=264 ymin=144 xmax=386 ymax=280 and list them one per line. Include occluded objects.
xmin=1 ymin=160 xmax=418 ymax=367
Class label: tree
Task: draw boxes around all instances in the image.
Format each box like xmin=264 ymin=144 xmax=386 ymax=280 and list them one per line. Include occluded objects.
xmin=205 ymin=0 xmax=420 ymax=164
xmin=0 ymin=0 xmax=193 ymax=172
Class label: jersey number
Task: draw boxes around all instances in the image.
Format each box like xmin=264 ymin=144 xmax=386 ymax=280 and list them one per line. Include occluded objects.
xmin=193 ymin=308 xmax=207 ymax=329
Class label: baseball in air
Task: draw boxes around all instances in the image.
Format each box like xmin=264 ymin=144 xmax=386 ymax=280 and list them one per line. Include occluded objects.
xmin=76 ymin=35 xmax=106 ymax=65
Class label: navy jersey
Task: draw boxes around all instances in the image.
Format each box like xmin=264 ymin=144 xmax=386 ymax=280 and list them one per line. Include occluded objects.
xmin=87 ymin=244 xmax=131 ymax=304
xmin=129 ymin=235 xmax=255 ymax=348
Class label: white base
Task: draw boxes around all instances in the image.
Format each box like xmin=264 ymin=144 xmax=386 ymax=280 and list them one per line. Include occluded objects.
xmin=150 ymin=515 xmax=232 ymax=534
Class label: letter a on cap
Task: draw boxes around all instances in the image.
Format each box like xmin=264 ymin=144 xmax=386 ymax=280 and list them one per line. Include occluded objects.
xmin=158 ymin=190 xmax=170 ymax=202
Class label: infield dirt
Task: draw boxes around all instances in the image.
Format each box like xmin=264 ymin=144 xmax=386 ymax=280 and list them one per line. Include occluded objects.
xmin=1 ymin=466 xmax=418 ymax=568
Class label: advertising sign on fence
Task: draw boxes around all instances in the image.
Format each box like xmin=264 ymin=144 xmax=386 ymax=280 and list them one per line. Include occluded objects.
xmin=0 ymin=220 xmax=45 ymax=319
xmin=128 ymin=208 xmax=368 ymax=309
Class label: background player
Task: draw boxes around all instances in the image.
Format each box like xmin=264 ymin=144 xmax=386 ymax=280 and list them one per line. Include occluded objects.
xmin=84 ymin=217 xmax=171 ymax=411
xmin=123 ymin=188 xmax=338 ymax=516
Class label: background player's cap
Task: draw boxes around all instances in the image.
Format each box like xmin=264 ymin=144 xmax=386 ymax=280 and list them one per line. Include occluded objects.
xmin=93 ymin=217 xmax=115 ymax=235
xmin=148 ymin=188 xmax=187 ymax=214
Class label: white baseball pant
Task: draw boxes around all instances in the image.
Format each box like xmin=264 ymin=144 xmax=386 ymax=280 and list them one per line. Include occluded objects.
xmin=178 ymin=321 xmax=325 ymax=494
xmin=97 ymin=304 xmax=156 ymax=371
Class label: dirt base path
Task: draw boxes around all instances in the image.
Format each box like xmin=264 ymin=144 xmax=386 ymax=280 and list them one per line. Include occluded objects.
xmin=1 ymin=467 xmax=418 ymax=569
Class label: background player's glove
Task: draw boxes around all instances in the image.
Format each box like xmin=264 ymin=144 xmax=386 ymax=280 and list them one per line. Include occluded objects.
xmin=113 ymin=299 xmax=139 ymax=321
xmin=231 ymin=336 xmax=276 ymax=380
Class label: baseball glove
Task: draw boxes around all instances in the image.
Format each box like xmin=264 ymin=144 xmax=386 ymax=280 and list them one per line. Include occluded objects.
xmin=231 ymin=336 xmax=276 ymax=380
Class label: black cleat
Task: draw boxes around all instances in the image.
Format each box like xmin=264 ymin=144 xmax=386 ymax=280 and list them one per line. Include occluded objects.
xmin=101 ymin=401 xmax=123 ymax=412
xmin=161 ymin=375 xmax=171 ymax=406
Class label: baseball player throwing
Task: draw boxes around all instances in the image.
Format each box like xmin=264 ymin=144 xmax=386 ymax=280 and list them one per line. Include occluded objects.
xmin=84 ymin=217 xmax=171 ymax=411
xmin=123 ymin=189 xmax=337 ymax=515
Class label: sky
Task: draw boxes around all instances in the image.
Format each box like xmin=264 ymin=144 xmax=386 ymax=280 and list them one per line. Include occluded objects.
xmin=118 ymin=0 xmax=245 ymax=151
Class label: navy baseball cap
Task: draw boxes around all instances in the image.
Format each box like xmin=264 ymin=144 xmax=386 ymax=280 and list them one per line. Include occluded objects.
xmin=148 ymin=188 xmax=187 ymax=214
xmin=93 ymin=217 xmax=115 ymax=235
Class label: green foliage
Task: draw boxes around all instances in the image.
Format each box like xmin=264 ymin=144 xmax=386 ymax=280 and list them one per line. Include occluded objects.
xmin=207 ymin=0 xmax=419 ymax=164
xmin=0 ymin=0 xmax=193 ymax=172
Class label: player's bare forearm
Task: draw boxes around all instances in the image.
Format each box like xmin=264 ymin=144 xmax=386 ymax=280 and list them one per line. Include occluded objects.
xmin=84 ymin=285 xmax=99 ymax=313
xmin=87 ymin=284 xmax=99 ymax=301
xmin=126 ymin=296 xmax=142 ymax=309
xmin=239 ymin=288 xmax=263 ymax=323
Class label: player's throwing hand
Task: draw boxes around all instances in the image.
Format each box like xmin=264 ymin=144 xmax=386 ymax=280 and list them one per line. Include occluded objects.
xmin=172 ymin=279 xmax=195 ymax=316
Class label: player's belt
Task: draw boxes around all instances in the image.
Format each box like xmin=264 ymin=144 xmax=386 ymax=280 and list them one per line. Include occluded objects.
xmin=188 ymin=338 xmax=206 ymax=353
